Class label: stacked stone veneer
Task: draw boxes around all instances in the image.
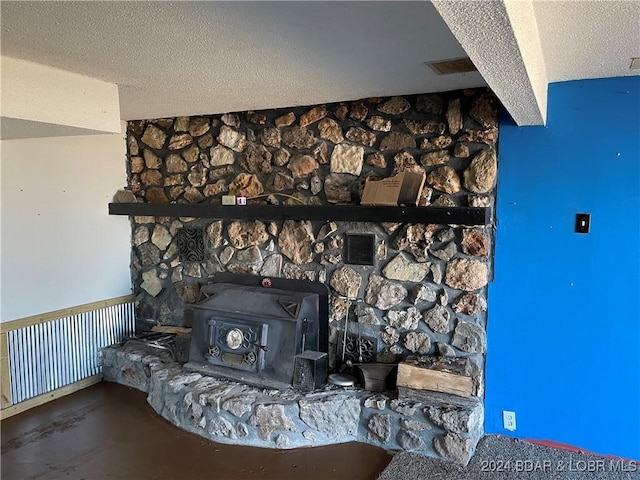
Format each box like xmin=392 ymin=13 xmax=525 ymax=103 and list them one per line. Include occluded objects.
xmin=102 ymin=342 xmax=484 ymax=465
xmin=124 ymin=90 xmax=496 ymax=366
xmin=119 ymin=90 xmax=497 ymax=462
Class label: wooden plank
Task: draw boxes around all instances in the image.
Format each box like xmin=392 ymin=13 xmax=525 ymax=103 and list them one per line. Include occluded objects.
xmin=1 ymin=295 xmax=136 ymax=334
xmin=398 ymin=386 xmax=481 ymax=409
xmin=109 ymin=203 xmax=491 ymax=226
xmin=151 ymin=326 xmax=192 ymax=335
xmin=407 ymin=356 xmax=472 ymax=376
xmin=0 ymin=333 xmax=11 ymax=409
xmin=397 ymin=362 xmax=474 ymax=398
xmin=0 ymin=374 xmax=103 ymax=420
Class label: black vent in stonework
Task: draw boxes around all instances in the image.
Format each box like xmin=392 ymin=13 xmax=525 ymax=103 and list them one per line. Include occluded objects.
xmin=344 ymin=234 xmax=375 ymax=265
xmin=340 ymin=333 xmax=377 ymax=363
xmin=177 ymin=228 xmax=205 ymax=262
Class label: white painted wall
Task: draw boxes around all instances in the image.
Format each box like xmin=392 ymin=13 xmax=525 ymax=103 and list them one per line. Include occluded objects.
xmin=0 ymin=133 xmax=132 ymax=322
xmin=0 ymin=146 xmax=3 ymax=318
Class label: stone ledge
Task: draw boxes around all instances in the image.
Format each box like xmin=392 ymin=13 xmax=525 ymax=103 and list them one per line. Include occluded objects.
xmin=101 ymin=343 xmax=483 ymax=465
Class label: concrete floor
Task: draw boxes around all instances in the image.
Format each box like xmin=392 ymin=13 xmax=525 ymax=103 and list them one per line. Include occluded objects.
xmin=1 ymin=382 xmax=392 ymax=480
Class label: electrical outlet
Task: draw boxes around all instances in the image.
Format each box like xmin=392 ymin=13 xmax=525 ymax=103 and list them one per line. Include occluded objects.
xmin=503 ymin=410 xmax=517 ymax=431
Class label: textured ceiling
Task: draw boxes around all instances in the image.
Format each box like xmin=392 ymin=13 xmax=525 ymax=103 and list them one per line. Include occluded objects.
xmin=534 ymin=1 xmax=640 ymax=83
xmin=0 ymin=1 xmax=485 ymax=120
xmin=433 ymin=0 xmax=548 ymax=125
xmin=1 ymin=1 xmax=638 ymax=124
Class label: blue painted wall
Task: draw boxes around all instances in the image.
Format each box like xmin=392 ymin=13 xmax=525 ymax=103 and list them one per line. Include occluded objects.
xmin=486 ymin=77 xmax=640 ymax=460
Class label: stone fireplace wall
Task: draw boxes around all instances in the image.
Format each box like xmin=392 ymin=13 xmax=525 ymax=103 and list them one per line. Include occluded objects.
xmin=122 ymin=90 xmax=497 ymax=380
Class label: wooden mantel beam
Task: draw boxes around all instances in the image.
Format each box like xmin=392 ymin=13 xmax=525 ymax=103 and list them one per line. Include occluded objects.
xmin=108 ymin=203 xmax=491 ymax=226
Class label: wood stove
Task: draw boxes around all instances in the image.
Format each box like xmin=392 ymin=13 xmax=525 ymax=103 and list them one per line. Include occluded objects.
xmin=185 ymin=274 xmax=329 ymax=390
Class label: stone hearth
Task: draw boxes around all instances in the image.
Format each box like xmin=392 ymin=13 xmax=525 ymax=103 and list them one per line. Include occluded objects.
xmin=102 ymin=342 xmax=483 ymax=465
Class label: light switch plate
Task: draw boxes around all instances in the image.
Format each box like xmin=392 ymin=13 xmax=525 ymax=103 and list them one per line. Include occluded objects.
xmin=575 ymin=213 xmax=591 ymax=234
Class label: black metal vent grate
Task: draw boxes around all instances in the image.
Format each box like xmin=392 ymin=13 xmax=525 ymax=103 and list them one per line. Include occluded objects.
xmin=177 ymin=228 xmax=205 ymax=262
xmin=344 ymin=234 xmax=375 ymax=265
xmin=339 ymin=333 xmax=377 ymax=364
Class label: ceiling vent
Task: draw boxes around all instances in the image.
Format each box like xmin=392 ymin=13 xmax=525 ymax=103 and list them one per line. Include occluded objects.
xmin=425 ymin=57 xmax=477 ymax=75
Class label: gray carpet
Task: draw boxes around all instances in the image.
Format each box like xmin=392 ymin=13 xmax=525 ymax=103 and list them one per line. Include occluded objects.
xmin=378 ymin=435 xmax=639 ymax=480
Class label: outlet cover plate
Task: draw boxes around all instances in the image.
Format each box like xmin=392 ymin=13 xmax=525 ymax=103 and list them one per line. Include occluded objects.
xmin=503 ymin=410 xmax=517 ymax=431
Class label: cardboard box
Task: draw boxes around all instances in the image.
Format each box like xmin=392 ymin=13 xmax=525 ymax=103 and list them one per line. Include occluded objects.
xmin=360 ymin=172 xmax=426 ymax=206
